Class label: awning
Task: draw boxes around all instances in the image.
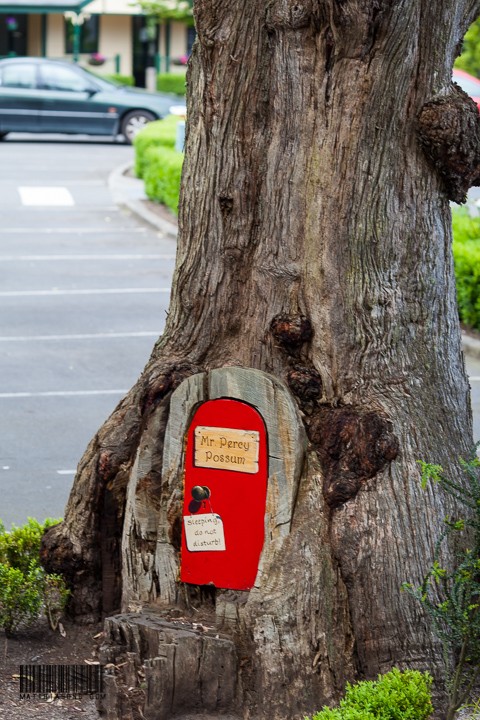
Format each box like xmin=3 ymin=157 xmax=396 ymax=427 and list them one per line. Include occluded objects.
xmin=0 ymin=0 xmax=94 ymax=13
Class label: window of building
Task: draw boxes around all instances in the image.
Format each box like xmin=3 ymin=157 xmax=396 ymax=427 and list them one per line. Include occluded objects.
xmin=0 ymin=14 xmax=28 ymax=57
xmin=65 ymin=15 xmax=99 ymax=55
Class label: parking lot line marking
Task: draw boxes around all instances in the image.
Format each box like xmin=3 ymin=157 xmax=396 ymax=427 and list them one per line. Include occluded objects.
xmin=0 ymin=254 xmax=175 ymax=261
xmin=0 ymin=331 xmax=160 ymax=342
xmin=18 ymin=187 xmax=75 ymax=207
xmin=470 ymin=376 xmax=480 ymax=381
xmin=0 ymin=287 xmax=170 ymax=297
xmin=2 ymin=227 xmax=147 ymax=233
xmin=57 ymin=470 xmax=77 ymax=475
xmin=0 ymin=389 xmax=128 ymax=398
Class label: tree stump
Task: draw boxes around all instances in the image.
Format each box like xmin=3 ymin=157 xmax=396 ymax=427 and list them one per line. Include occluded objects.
xmin=99 ymin=611 xmax=239 ymax=720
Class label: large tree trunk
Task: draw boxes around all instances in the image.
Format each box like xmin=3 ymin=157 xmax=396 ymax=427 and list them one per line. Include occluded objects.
xmin=42 ymin=1 xmax=480 ymax=718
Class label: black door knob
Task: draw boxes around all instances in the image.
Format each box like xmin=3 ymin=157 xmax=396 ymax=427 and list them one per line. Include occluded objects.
xmin=191 ymin=485 xmax=211 ymax=502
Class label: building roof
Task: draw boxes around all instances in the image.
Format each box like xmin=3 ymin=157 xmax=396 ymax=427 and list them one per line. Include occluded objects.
xmin=0 ymin=0 xmax=94 ymax=12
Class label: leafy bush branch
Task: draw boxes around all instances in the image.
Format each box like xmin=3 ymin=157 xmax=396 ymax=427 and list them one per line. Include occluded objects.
xmin=306 ymin=668 xmax=433 ymax=720
xmin=403 ymin=455 xmax=480 ymax=720
xmin=0 ymin=518 xmax=70 ymax=635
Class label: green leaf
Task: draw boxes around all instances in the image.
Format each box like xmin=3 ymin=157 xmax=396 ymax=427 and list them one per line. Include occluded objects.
xmin=417 ymin=460 xmax=444 ymax=489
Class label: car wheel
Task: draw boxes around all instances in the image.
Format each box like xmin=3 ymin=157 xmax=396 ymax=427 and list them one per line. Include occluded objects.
xmin=0 ymin=132 xmax=8 ymax=141
xmin=121 ymin=110 xmax=156 ymax=143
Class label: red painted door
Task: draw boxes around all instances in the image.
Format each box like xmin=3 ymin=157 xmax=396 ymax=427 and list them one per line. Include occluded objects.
xmin=180 ymin=398 xmax=268 ymax=590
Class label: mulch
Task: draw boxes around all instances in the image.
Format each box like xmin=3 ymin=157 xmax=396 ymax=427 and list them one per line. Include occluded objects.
xmin=0 ymin=617 xmax=103 ymax=720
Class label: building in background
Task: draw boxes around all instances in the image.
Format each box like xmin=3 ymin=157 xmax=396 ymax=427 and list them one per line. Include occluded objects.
xmin=0 ymin=0 xmax=194 ymax=86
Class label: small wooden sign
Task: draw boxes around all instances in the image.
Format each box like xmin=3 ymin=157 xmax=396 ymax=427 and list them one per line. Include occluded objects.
xmin=183 ymin=513 xmax=226 ymax=552
xmin=194 ymin=426 xmax=260 ymax=474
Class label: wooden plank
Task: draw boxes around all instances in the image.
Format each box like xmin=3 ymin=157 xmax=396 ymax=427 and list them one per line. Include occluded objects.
xmin=194 ymin=425 xmax=260 ymax=473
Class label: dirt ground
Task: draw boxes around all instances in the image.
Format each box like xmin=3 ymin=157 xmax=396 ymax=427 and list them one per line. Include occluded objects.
xmin=0 ymin=615 xmax=241 ymax=720
xmin=0 ymin=617 xmax=103 ymax=720
xmin=0 ymin=614 xmax=477 ymax=720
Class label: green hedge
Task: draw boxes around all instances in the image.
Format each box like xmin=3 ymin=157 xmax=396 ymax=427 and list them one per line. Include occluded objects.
xmin=143 ymin=145 xmax=183 ymax=215
xmin=134 ymin=115 xmax=181 ymax=178
xmin=452 ymin=207 xmax=480 ymax=330
xmin=134 ymin=115 xmax=184 ymax=214
xmin=105 ymin=73 xmax=134 ymax=86
xmin=0 ymin=518 xmax=70 ymax=634
xmin=308 ymin=669 xmax=432 ymax=720
xmin=157 ymin=72 xmax=187 ymax=96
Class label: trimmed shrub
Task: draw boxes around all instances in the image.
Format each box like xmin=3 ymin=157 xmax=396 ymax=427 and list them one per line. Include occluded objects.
xmin=134 ymin=115 xmax=181 ymax=179
xmin=0 ymin=517 xmax=59 ymax=574
xmin=452 ymin=206 xmax=480 ymax=244
xmin=0 ymin=518 xmax=70 ymax=634
xmin=0 ymin=563 xmax=43 ymax=635
xmin=452 ymin=207 xmax=480 ymax=330
xmin=105 ymin=73 xmax=135 ymax=86
xmin=133 ymin=114 xmax=184 ymax=214
xmin=157 ymin=72 xmax=187 ymax=96
xmin=308 ymin=668 xmax=433 ymax=720
xmin=143 ymin=145 xmax=184 ymax=214
xmin=453 ymin=239 xmax=480 ymax=328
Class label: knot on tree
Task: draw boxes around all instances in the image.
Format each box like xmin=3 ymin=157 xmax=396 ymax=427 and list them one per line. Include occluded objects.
xmin=142 ymin=362 xmax=203 ymax=413
xmin=287 ymin=365 xmax=322 ymax=401
xmin=308 ymin=406 xmax=399 ymax=508
xmin=98 ymin=450 xmax=114 ymax=481
xmin=219 ymin=194 xmax=234 ymax=215
xmin=270 ymin=313 xmax=313 ymax=353
xmin=40 ymin=528 xmax=81 ymax=581
xmin=40 ymin=528 xmax=100 ymax=619
xmin=417 ymin=82 xmax=480 ymax=203
xmin=266 ymin=0 xmax=316 ymax=30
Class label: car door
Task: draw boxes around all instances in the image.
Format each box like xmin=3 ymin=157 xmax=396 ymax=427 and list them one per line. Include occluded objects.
xmin=0 ymin=62 xmax=42 ymax=133
xmin=37 ymin=63 xmax=117 ymax=136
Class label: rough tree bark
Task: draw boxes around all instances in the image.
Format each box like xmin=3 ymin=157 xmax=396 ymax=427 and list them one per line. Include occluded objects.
xmin=41 ymin=1 xmax=480 ymax=718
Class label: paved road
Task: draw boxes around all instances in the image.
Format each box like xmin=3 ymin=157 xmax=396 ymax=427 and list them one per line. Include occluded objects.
xmin=0 ymin=135 xmax=175 ymax=528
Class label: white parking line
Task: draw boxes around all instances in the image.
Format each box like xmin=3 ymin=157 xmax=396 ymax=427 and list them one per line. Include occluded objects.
xmin=57 ymin=470 xmax=77 ymax=475
xmin=0 ymin=254 xmax=175 ymax=262
xmin=0 ymin=389 xmax=128 ymax=398
xmin=2 ymin=227 xmax=147 ymax=234
xmin=0 ymin=287 xmax=170 ymax=297
xmin=18 ymin=187 xmax=75 ymax=207
xmin=470 ymin=376 xmax=480 ymax=381
xmin=0 ymin=331 xmax=160 ymax=342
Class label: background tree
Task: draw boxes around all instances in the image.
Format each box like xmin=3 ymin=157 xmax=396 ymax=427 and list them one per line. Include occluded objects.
xmin=136 ymin=0 xmax=194 ymax=25
xmin=455 ymin=17 xmax=480 ymax=77
xmin=42 ymin=1 xmax=480 ymax=718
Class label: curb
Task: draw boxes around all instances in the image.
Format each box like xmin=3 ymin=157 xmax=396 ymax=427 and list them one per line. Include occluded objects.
xmin=108 ymin=161 xmax=178 ymax=240
xmin=462 ymin=333 xmax=480 ymax=360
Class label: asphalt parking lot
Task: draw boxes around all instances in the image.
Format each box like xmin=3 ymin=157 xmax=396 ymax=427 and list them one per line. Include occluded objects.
xmin=0 ymin=136 xmax=176 ymax=527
